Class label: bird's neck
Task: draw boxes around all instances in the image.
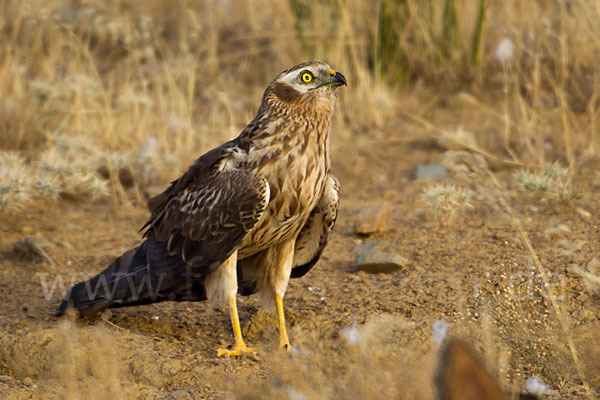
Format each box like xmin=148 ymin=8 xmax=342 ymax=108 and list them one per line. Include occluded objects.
xmin=252 ymin=107 xmax=332 ymax=164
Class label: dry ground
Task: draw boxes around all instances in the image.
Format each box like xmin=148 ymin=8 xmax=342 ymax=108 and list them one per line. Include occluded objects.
xmin=1 ymin=91 xmax=599 ymax=399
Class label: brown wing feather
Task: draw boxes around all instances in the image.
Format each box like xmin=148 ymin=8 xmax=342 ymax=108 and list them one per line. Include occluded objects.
xmin=143 ymin=141 xmax=269 ymax=272
xmin=290 ymin=175 xmax=340 ymax=278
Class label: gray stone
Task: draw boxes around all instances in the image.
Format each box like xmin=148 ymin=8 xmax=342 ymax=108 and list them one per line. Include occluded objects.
xmin=353 ymin=241 xmax=408 ymax=274
xmin=160 ymin=390 xmax=192 ymax=400
xmin=0 ymin=375 xmax=13 ymax=383
xmin=415 ymin=164 xmax=446 ymax=181
xmin=555 ymin=239 xmax=575 ymax=249
xmin=57 ymin=8 xmax=79 ymax=22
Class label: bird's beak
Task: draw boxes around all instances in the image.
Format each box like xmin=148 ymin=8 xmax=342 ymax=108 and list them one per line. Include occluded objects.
xmin=330 ymin=71 xmax=347 ymax=87
xmin=311 ymin=70 xmax=348 ymax=90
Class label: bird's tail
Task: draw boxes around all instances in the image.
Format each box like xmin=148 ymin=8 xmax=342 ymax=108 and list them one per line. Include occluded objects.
xmin=56 ymin=238 xmax=207 ymax=316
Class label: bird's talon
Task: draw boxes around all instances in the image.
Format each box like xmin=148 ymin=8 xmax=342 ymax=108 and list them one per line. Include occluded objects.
xmin=280 ymin=342 xmax=293 ymax=352
xmin=217 ymin=343 xmax=260 ymax=359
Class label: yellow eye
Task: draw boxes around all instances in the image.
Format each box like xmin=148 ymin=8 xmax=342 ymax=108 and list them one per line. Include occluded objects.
xmin=301 ymin=72 xmax=313 ymax=83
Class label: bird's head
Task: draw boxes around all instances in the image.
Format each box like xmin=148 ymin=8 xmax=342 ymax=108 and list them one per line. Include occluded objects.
xmin=263 ymin=62 xmax=347 ymax=110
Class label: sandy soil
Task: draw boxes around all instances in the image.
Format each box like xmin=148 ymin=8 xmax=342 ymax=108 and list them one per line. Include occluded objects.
xmin=1 ymin=109 xmax=599 ymax=399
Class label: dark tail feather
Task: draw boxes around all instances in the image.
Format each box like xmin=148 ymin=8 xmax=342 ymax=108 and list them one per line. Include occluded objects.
xmin=56 ymin=237 xmax=208 ymax=317
xmin=56 ymin=242 xmax=149 ymax=316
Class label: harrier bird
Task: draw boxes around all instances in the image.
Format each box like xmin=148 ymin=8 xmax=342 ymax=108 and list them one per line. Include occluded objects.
xmin=58 ymin=61 xmax=346 ymax=357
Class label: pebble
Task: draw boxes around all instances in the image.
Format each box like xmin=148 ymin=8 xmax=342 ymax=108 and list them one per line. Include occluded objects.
xmin=544 ymin=224 xmax=571 ymax=239
xmin=575 ymin=207 xmax=592 ymax=220
xmin=555 ymin=239 xmax=575 ymax=250
xmin=160 ymin=390 xmax=192 ymax=400
xmin=353 ymin=203 xmax=392 ymax=236
xmin=353 ymin=242 xmax=408 ymax=274
xmin=415 ymin=163 xmax=446 ymax=181
xmin=0 ymin=375 xmax=13 ymax=383
xmin=440 ymin=150 xmax=488 ymax=176
xmin=13 ymin=235 xmax=56 ymax=267
xmin=587 ymin=258 xmax=600 ymax=274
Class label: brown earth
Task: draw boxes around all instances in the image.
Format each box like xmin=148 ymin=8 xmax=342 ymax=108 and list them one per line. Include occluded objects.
xmin=1 ymin=103 xmax=600 ymax=399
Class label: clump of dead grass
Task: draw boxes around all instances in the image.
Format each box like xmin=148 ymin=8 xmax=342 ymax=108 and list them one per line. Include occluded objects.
xmin=423 ymin=184 xmax=473 ymax=218
xmin=0 ymin=152 xmax=34 ymax=209
xmin=234 ymin=315 xmax=436 ymax=400
xmin=0 ymin=317 xmax=142 ymax=400
xmin=1 ymin=0 xmax=598 ymax=186
xmin=570 ymin=258 xmax=600 ymax=296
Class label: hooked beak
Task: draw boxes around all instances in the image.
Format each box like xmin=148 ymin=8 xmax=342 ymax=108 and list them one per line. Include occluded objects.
xmin=330 ymin=71 xmax=347 ymax=87
xmin=311 ymin=69 xmax=348 ymax=90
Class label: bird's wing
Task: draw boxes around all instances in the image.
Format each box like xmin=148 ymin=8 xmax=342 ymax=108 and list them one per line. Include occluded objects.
xmin=290 ymin=175 xmax=340 ymax=278
xmin=144 ymin=149 xmax=269 ymax=272
xmin=58 ymin=144 xmax=268 ymax=315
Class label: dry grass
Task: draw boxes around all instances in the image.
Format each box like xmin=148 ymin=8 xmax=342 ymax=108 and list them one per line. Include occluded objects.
xmin=1 ymin=0 xmax=599 ymax=399
xmin=1 ymin=1 xmax=599 ymax=194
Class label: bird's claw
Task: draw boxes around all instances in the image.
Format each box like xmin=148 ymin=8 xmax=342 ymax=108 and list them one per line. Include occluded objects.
xmin=281 ymin=342 xmax=300 ymax=354
xmin=217 ymin=343 xmax=260 ymax=359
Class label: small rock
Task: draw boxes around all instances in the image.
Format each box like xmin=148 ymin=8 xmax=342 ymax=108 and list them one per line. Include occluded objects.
xmin=0 ymin=375 xmax=13 ymax=383
xmin=576 ymin=207 xmax=592 ymax=220
xmin=587 ymin=258 xmax=600 ymax=275
xmin=161 ymin=362 xmax=182 ymax=377
xmin=572 ymin=259 xmax=600 ymax=295
xmin=12 ymin=241 xmax=29 ymax=253
xmin=353 ymin=242 xmax=408 ymax=274
xmin=415 ymin=164 xmax=446 ymax=181
xmin=555 ymin=239 xmax=575 ymax=250
xmin=578 ymin=308 xmax=597 ymax=322
xmin=101 ymin=310 xmax=113 ymax=320
xmin=13 ymin=235 xmax=56 ymax=266
xmin=576 ymin=293 xmax=590 ymax=303
xmin=23 ymin=377 xmax=33 ymax=386
xmin=440 ymin=150 xmax=488 ymax=177
xmin=160 ymin=390 xmax=192 ymax=400
xmin=287 ymin=387 xmax=310 ymax=400
xmin=25 ymin=235 xmax=55 ymax=249
xmin=544 ymin=224 xmax=571 ymax=239
xmin=57 ymin=8 xmax=79 ymax=22
xmin=353 ymin=203 xmax=392 ymax=236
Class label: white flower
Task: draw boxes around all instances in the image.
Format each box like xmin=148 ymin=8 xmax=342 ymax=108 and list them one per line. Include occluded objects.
xmin=431 ymin=320 xmax=448 ymax=344
xmin=525 ymin=376 xmax=558 ymax=396
xmin=494 ymin=38 xmax=515 ymax=64
xmin=342 ymin=320 xmax=362 ymax=345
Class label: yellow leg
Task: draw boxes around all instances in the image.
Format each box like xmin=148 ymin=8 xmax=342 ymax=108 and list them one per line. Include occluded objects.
xmin=217 ymin=296 xmax=258 ymax=358
xmin=276 ymin=294 xmax=291 ymax=351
